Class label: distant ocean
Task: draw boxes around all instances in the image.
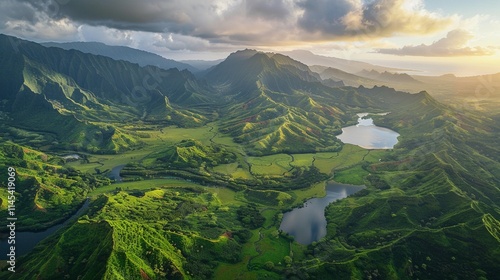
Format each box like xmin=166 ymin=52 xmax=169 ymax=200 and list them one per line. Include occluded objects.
xmin=362 ymin=59 xmax=499 ymax=77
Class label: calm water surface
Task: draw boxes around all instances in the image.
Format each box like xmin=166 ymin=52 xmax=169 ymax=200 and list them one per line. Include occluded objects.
xmin=337 ymin=113 xmax=399 ymax=149
xmin=109 ymin=164 xmax=125 ymax=182
xmin=279 ymin=183 xmax=364 ymax=245
xmin=0 ymin=199 xmax=90 ymax=259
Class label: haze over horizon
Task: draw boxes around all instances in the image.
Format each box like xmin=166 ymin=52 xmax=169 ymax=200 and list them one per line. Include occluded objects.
xmin=1 ymin=0 xmax=499 ymax=76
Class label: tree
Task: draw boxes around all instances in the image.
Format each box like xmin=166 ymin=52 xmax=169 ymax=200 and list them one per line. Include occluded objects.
xmin=264 ymin=261 xmax=274 ymax=270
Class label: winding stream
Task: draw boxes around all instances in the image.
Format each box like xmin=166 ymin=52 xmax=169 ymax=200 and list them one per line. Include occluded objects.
xmin=0 ymin=199 xmax=90 ymax=259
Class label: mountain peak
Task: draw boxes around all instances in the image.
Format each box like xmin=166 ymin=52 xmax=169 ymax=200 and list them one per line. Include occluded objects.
xmin=225 ymin=49 xmax=260 ymax=61
xmin=231 ymin=49 xmax=260 ymax=56
xmin=204 ymin=48 xmax=322 ymax=94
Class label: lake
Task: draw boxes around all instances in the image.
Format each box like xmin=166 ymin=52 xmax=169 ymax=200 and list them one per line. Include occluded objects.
xmin=0 ymin=199 xmax=90 ymax=259
xmin=336 ymin=113 xmax=399 ymax=149
xmin=279 ymin=182 xmax=364 ymax=245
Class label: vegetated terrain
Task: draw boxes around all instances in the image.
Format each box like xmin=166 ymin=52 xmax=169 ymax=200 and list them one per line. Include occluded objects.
xmin=0 ymin=142 xmax=110 ymax=231
xmin=309 ymin=64 xmax=500 ymax=114
xmin=0 ymin=34 xmax=499 ymax=279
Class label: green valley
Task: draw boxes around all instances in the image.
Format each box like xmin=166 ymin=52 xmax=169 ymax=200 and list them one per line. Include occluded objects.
xmin=0 ymin=34 xmax=499 ymax=280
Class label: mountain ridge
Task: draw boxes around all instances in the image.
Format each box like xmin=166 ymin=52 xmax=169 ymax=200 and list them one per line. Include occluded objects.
xmin=282 ymin=49 xmax=408 ymax=74
xmin=0 ymin=34 xmax=499 ymax=280
xmin=0 ymin=34 xmax=213 ymax=152
xmin=42 ymin=41 xmax=198 ymax=73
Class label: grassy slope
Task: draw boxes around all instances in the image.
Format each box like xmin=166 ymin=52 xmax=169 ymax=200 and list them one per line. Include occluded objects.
xmin=29 ymin=100 xmax=498 ymax=279
xmin=0 ymin=142 xmax=109 ymax=230
xmin=299 ymin=94 xmax=500 ymax=279
xmin=4 ymin=107 xmax=500 ymax=279
xmin=2 ymin=186 xmax=255 ymax=279
xmin=1 ymin=39 xmax=499 ymax=279
xmin=0 ymin=35 xmax=215 ymax=154
xmin=8 ymin=221 xmax=113 ymax=280
xmin=208 ymin=50 xmax=366 ymax=155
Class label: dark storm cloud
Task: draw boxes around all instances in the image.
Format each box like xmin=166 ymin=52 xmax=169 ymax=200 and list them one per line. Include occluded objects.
xmin=377 ymin=29 xmax=495 ymax=56
xmin=57 ymin=0 xmax=194 ymax=33
xmin=245 ymin=0 xmax=293 ymax=20
xmin=1 ymin=0 xmax=454 ymax=45
xmin=1 ymin=0 xmax=41 ymax=25
xmin=297 ymin=0 xmax=358 ymax=35
xmin=3 ymin=1 xmax=37 ymax=24
xmin=53 ymin=0 xmax=295 ymax=35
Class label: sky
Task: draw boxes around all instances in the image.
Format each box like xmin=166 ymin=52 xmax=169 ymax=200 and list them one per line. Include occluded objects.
xmin=1 ymin=0 xmax=499 ymax=76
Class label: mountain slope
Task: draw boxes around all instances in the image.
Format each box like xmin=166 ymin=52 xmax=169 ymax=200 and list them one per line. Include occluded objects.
xmin=180 ymin=59 xmax=224 ymax=71
xmin=0 ymin=35 xmax=499 ymax=279
xmin=0 ymin=34 xmax=214 ymax=152
xmin=205 ymin=50 xmax=422 ymax=155
xmin=357 ymin=69 xmax=421 ymax=84
xmin=205 ymin=50 xmax=349 ymax=154
xmin=0 ymin=142 xmax=109 ymax=230
xmin=296 ymin=94 xmax=500 ymax=279
xmin=42 ymin=41 xmax=198 ymax=72
xmin=310 ymin=65 xmax=381 ymax=87
xmin=152 ymin=139 xmax=237 ymax=168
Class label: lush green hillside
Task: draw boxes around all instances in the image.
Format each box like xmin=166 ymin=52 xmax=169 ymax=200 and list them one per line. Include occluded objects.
xmin=203 ymin=50 xmax=441 ymax=156
xmin=0 ymin=142 xmax=110 ymax=230
xmin=296 ymin=94 xmax=500 ymax=279
xmin=205 ymin=50 xmax=378 ymax=155
xmin=0 ymin=35 xmax=499 ymax=279
xmin=10 ymin=220 xmax=114 ymax=279
xmin=150 ymin=139 xmax=237 ymax=168
xmin=0 ymin=34 xmax=213 ymax=153
xmin=6 ymin=187 xmax=249 ymax=280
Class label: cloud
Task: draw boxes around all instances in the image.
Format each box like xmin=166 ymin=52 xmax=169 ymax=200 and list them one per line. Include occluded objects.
xmin=0 ymin=0 xmax=79 ymax=41
xmin=78 ymin=25 xmax=134 ymax=46
xmin=376 ymin=29 xmax=496 ymax=56
xmin=296 ymin=0 xmax=453 ymax=40
xmin=245 ymin=0 xmax=293 ymax=21
xmin=1 ymin=0 xmax=454 ymax=47
xmin=152 ymin=33 xmax=213 ymax=52
xmin=74 ymin=26 xmax=239 ymax=59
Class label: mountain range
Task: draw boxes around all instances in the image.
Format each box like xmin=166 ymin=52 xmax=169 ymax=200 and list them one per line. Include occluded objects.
xmin=0 ymin=36 xmax=426 ymax=155
xmin=0 ymin=34 xmax=499 ymax=279
xmin=38 ymin=41 xmax=500 ymax=108
xmin=282 ymin=50 xmax=406 ymax=73
xmin=42 ymin=41 xmax=198 ymax=73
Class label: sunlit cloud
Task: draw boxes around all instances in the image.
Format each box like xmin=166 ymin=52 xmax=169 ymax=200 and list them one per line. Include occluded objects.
xmin=376 ymin=29 xmax=496 ymax=56
xmin=296 ymin=0 xmax=453 ymax=41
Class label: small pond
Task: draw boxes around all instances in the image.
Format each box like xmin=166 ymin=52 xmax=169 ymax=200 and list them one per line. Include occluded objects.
xmin=336 ymin=113 xmax=399 ymax=149
xmin=279 ymin=182 xmax=364 ymax=245
xmin=109 ymin=164 xmax=126 ymax=182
